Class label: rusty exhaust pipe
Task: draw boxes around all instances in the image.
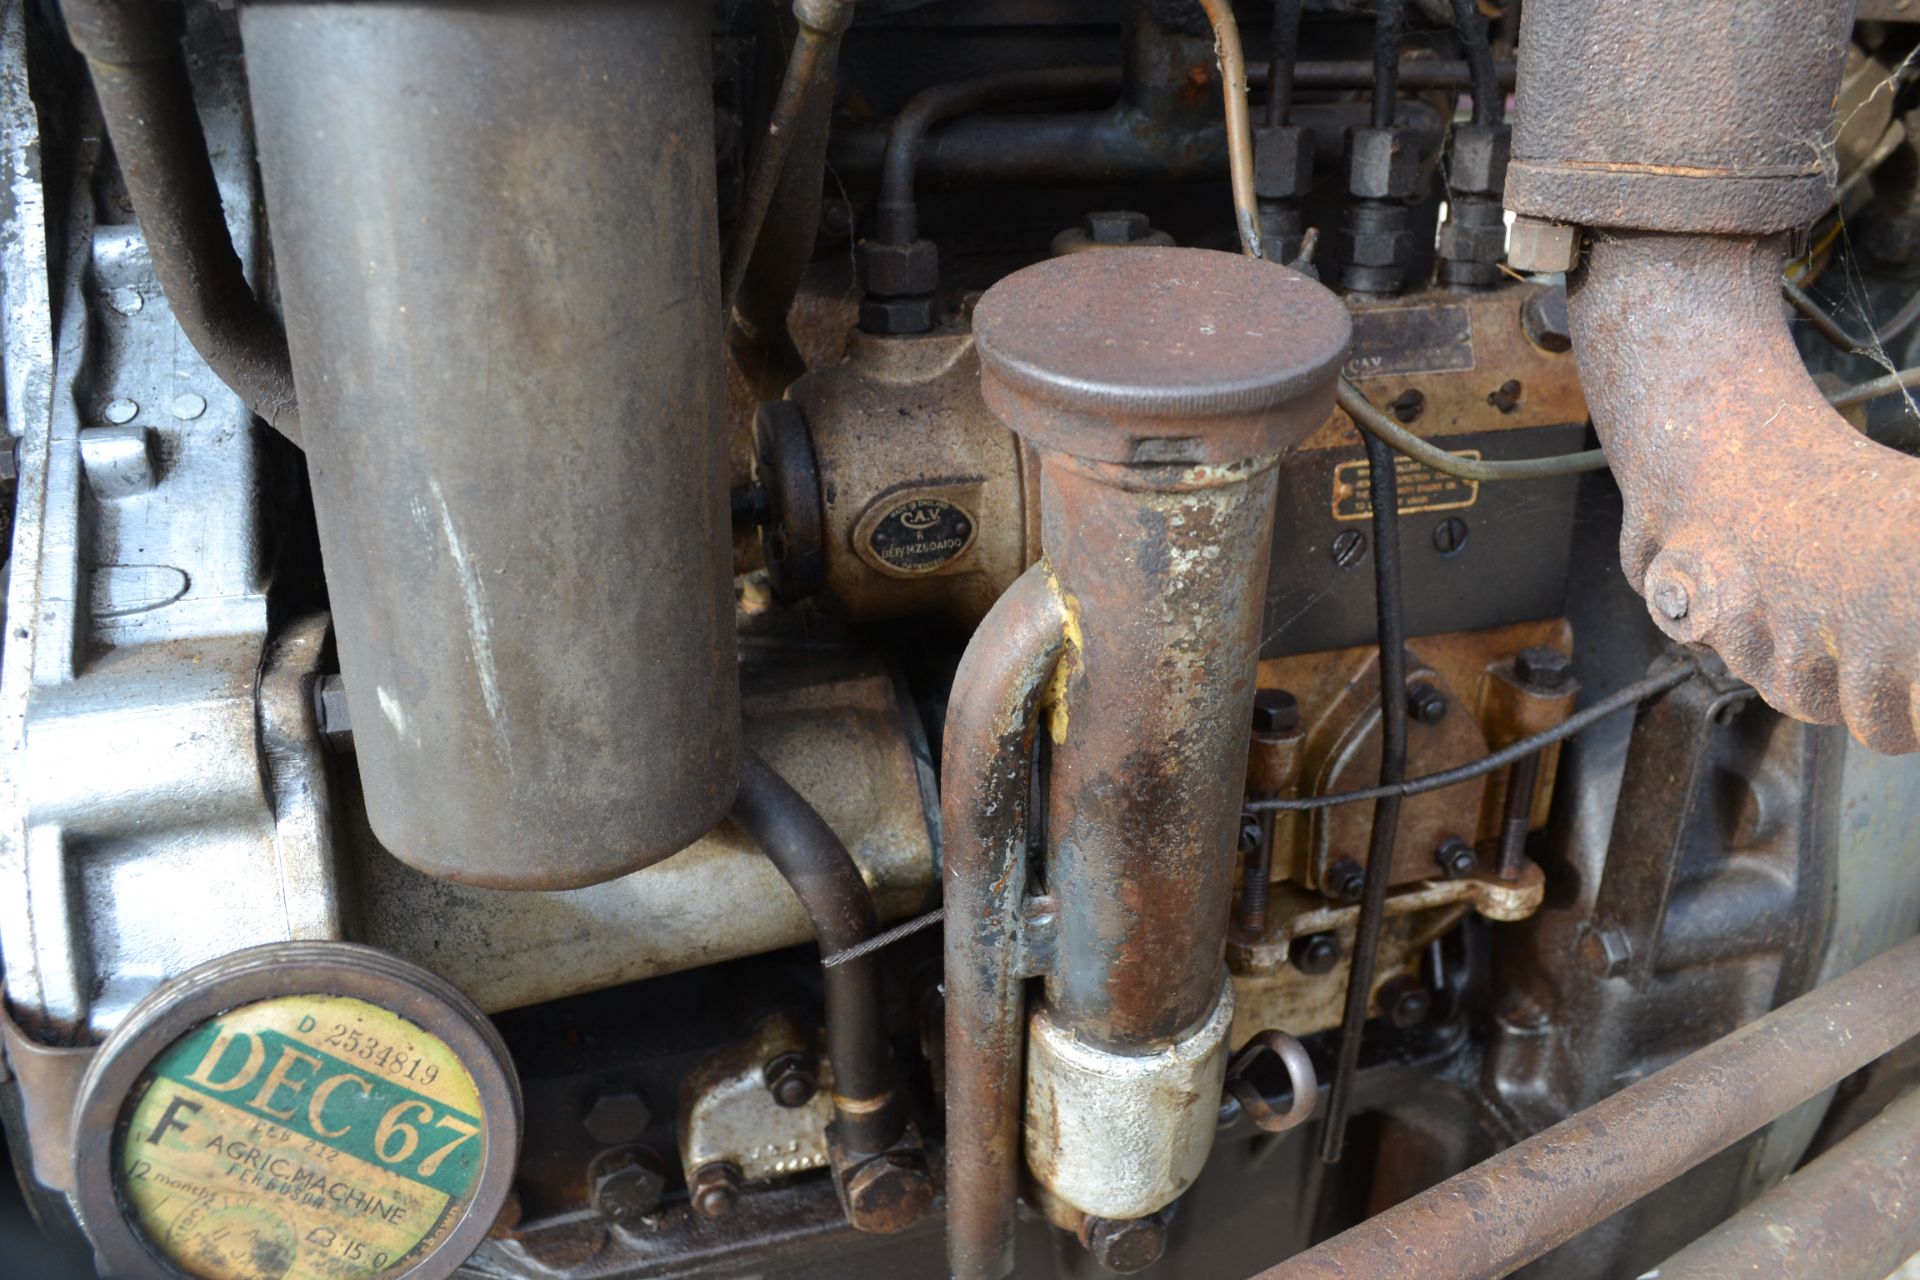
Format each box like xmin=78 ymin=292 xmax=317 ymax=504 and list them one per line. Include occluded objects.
xmin=1504 ymin=0 xmax=1920 ymax=753
xmin=944 ymin=246 xmax=1349 ymax=1278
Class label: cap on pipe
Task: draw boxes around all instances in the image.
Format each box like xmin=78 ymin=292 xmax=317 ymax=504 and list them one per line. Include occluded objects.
xmin=972 ymin=246 xmax=1351 ymax=465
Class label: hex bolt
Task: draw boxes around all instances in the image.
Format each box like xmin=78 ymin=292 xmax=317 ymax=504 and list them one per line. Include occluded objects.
xmin=589 ymin=1146 xmax=666 ymax=1229
xmin=1583 ymin=927 xmax=1634 ymax=980
xmin=1488 ymin=379 xmax=1524 ymax=414
xmin=312 ymin=674 xmax=354 ymax=755
xmin=1431 ymin=515 xmax=1469 ymax=556
xmin=1521 ymin=287 xmax=1573 ymax=353
xmin=1378 ymin=975 xmax=1432 ymax=1028
xmin=1290 ymin=932 xmax=1342 ymax=975
xmin=1437 ymin=837 xmax=1479 ymax=880
xmin=1085 ymin=210 xmax=1152 ymax=244
xmin=1081 ymin=1215 xmax=1169 ymax=1274
xmin=842 ymin=1150 xmax=936 ymax=1232
xmin=1514 ymin=645 xmax=1574 ymax=691
xmin=1389 ymin=389 xmax=1425 ymax=423
xmin=1406 ymin=681 xmax=1449 ymax=725
xmin=688 ymin=1161 xmax=742 ymax=1218
xmin=582 ymin=1089 xmax=652 ymax=1147
xmin=1251 ymin=687 xmax=1301 ymax=735
xmin=1326 ymin=858 xmax=1366 ymax=903
xmin=1331 ymin=528 xmax=1369 ymax=570
xmin=762 ymin=1051 xmax=819 ymax=1109
xmin=1653 ymin=579 xmax=1691 ymax=621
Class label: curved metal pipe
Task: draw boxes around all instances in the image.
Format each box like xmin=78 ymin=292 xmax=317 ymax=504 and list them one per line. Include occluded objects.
xmin=1569 ymin=231 xmax=1920 ymax=754
xmin=941 ymin=562 xmax=1069 ymax=1280
xmin=730 ymin=748 xmax=904 ymax=1158
xmin=64 ymin=0 xmax=300 ymax=443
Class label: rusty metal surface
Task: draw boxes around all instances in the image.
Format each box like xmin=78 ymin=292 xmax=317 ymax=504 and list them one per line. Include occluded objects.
xmin=1262 ymin=930 xmax=1920 ymax=1280
xmin=1571 ymin=231 xmax=1920 ymax=753
xmin=1655 ymin=1086 xmax=1920 ymax=1280
xmin=940 ymin=563 xmax=1069 ymax=1280
xmin=974 ymin=247 xmax=1351 ymax=466
xmin=241 ymin=2 xmax=742 ymax=885
xmin=779 ymin=328 xmax=1038 ymax=624
xmin=65 ymin=0 xmax=301 ymax=442
xmin=1505 ymin=0 xmax=1854 ymax=233
xmin=678 ymin=1015 xmax=834 ymax=1186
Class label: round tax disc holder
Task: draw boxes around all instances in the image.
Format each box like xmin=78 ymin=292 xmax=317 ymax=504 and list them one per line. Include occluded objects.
xmin=70 ymin=942 xmax=521 ymax=1280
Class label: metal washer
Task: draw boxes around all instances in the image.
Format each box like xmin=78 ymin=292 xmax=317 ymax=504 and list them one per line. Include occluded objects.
xmin=70 ymin=941 xmax=522 ymax=1280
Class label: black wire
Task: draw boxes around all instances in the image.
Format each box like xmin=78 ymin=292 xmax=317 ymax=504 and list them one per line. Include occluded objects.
xmin=1248 ymin=659 xmax=1704 ymax=814
xmin=1321 ymin=429 xmax=1408 ymax=1166
xmin=1447 ymin=0 xmax=1501 ymax=126
xmin=1371 ymin=0 xmax=1403 ymax=129
xmin=1266 ymin=0 xmax=1305 ymax=128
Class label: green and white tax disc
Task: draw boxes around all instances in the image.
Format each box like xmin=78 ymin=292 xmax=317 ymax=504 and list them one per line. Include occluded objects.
xmin=71 ymin=943 xmax=521 ymax=1280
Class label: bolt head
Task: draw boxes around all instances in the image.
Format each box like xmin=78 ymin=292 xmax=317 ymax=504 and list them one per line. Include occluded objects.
xmin=1327 ymin=858 xmax=1366 ymax=903
xmin=1254 ymin=124 xmax=1316 ymax=200
xmin=1083 ymin=1215 xmax=1169 ymax=1274
xmin=1406 ymin=682 xmax=1449 ymax=725
xmin=1389 ymin=389 xmax=1425 ymax=423
xmin=842 ymin=1151 xmax=935 ymax=1232
xmin=1348 ymin=127 xmax=1423 ymax=200
xmin=1653 ymin=580 xmax=1690 ymax=621
xmin=1251 ymin=688 xmax=1301 ymax=734
xmin=858 ymin=237 xmax=939 ymax=297
xmin=1437 ymin=837 xmax=1478 ymax=879
xmin=1379 ymin=975 xmax=1432 ymax=1028
xmin=1582 ymin=927 xmax=1633 ymax=979
xmin=1521 ymin=287 xmax=1573 ymax=353
xmin=589 ymin=1147 xmax=666 ymax=1228
xmin=1514 ymin=646 xmax=1573 ymax=690
xmin=1290 ymin=932 xmax=1342 ymax=975
xmin=763 ymin=1052 xmax=819 ymax=1109
xmin=1084 ymin=210 xmax=1153 ymax=244
xmin=1331 ymin=529 xmax=1369 ymax=570
xmin=1447 ymin=124 xmax=1511 ymax=197
xmin=1431 ymin=515 xmax=1469 ymax=556
xmin=859 ymin=293 xmax=936 ymax=335
xmin=583 ymin=1090 xmax=651 ymax=1147
xmin=1507 ymin=216 xmax=1580 ymax=274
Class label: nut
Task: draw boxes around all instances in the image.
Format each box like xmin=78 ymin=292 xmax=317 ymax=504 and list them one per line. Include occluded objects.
xmin=1507 ymin=215 xmax=1581 ymax=274
xmin=1254 ymin=124 xmax=1315 ymax=200
xmin=1436 ymin=837 xmax=1479 ymax=880
xmin=1437 ymin=209 xmax=1508 ymax=265
xmin=1406 ymin=682 xmax=1450 ymax=725
xmin=583 ymin=1089 xmax=651 ymax=1147
xmin=842 ymin=1150 xmax=935 ymax=1232
xmin=1084 ymin=210 xmax=1152 ymax=244
xmin=589 ymin=1147 xmax=666 ymax=1229
xmin=858 ymin=293 xmax=936 ymax=336
xmin=1347 ymin=127 xmax=1423 ymax=200
xmin=1290 ymin=932 xmax=1342 ymax=975
xmin=1447 ymin=123 xmax=1511 ymax=197
xmin=1326 ymin=857 xmax=1366 ymax=902
xmin=688 ymin=1161 xmax=742 ymax=1218
xmin=762 ymin=1051 xmax=818 ymax=1109
xmin=1081 ymin=1215 xmax=1169 ymax=1274
xmin=1582 ymin=927 xmax=1633 ymax=980
xmin=858 ymin=237 xmax=938 ymax=297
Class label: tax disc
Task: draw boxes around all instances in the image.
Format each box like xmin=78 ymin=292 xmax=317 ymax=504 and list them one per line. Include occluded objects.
xmin=71 ymin=942 xmax=521 ymax=1280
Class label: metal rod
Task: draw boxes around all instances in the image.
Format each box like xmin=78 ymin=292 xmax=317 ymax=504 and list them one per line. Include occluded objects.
xmin=1371 ymin=0 xmax=1404 ymax=129
xmin=1339 ymin=379 xmax=1611 ymax=480
xmin=721 ymin=2 xmax=854 ymax=316
xmin=65 ymin=0 xmax=300 ymax=443
xmin=1655 ymin=1086 xmax=1920 ymax=1280
xmin=1495 ymin=752 xmax=1541 ymax=880
xmin=1198 ymin=0 xmax=1264 ymax=257
xmin=731 ymin=749 xmax=904 ymax=1157
xmin=1265 ymin=0 xmax=1304 ymax=127
xmin=1247 ymin=660 xmax=1702 ymax=813
xmin=1447 ymin=0 xmax=1501 ymax=126
xmin=1320 ymin=427 xmax=1409 ymax=1165
xmin=941 ymin=563 xmax=1069 ymax=1280
xmin=1262 ymin=930 xmax=1920 ymax=1280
